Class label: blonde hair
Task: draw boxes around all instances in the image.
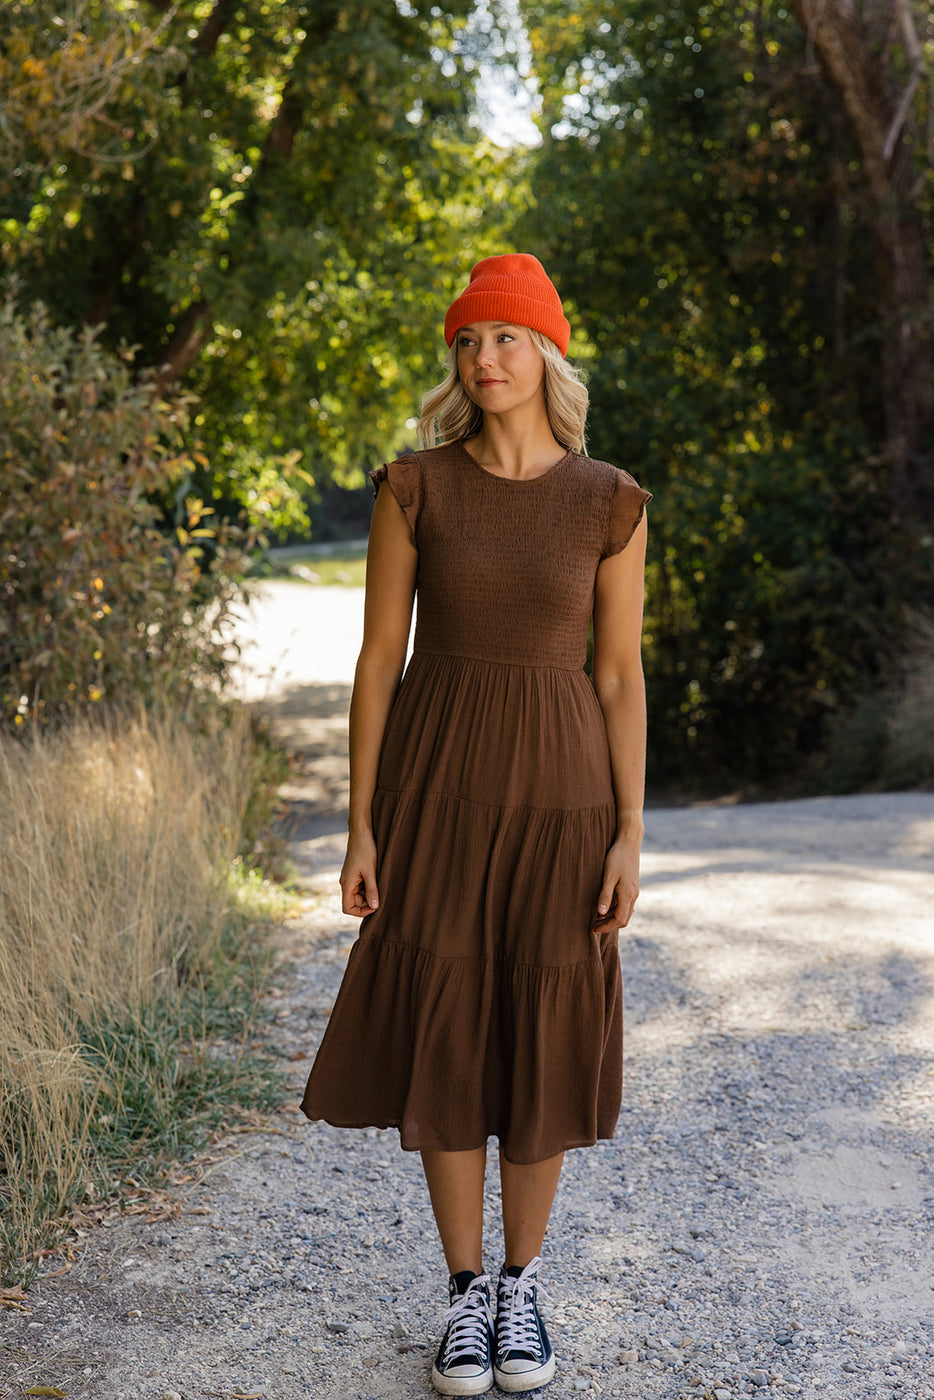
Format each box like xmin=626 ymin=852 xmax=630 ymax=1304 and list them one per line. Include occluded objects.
xmin=417 ymin=329 xmax=588 ymax=453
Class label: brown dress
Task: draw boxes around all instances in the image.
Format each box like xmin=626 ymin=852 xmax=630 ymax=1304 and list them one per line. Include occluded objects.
xmin=301 ymin=440 xmax=651 ymax=1164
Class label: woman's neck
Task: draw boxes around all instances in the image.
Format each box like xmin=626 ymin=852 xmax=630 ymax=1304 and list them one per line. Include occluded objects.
xmin=465 ymin=410 xmax=566 ymax=481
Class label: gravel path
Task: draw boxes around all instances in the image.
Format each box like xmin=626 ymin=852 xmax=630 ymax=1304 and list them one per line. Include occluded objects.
xmin=3 ymin=587 xmax=933 ymax=1400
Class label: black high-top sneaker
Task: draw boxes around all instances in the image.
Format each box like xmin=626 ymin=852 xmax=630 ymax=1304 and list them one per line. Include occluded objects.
xmin=493 ymin=1255 xmax=556 ymax=1392
xmin=431 ymin=1270 xmax=495 ymax=1396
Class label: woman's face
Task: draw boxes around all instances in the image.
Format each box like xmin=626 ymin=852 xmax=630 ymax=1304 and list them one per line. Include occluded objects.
xmin=456 ymin=322 xmax=546 ymax=417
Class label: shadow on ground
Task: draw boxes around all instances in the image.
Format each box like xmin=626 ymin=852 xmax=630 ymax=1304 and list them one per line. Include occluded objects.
xmin=263 ymin=682 xmax=353 ymax=865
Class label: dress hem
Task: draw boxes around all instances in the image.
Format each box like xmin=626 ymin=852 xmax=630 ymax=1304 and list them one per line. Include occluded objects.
xmin=300 ymin=1113 xmax=618 ymax=1166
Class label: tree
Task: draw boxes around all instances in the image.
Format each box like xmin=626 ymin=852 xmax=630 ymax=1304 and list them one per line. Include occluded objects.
xmin=518 ymin=0 xmax=933 ymax=783
xmin=2 ymin=0 xmax=508 ymax=529
xmin=787 ymin=0 xmax=933 ymax=518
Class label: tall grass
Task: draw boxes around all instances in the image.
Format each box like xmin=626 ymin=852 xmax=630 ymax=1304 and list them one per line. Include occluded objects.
xmin=0 ymin=708 xmax=290 ymax=1285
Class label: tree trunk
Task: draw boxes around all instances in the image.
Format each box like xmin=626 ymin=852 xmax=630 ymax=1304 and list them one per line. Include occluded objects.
xmin=153 ymin=299 xmax=213 ymax=396
xmin=789 ymin=0 xmax=932 ymax=518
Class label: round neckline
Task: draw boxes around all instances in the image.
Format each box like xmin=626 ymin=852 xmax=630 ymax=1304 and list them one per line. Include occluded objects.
xmin=455 ymin=438 xmax=572 ymax=484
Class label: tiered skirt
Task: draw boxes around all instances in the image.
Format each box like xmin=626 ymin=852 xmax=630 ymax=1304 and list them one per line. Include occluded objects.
xmin=301 ymin=652 xmax=623 ymax=1164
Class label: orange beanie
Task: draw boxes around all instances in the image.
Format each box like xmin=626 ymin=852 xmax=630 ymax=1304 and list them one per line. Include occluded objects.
xmin=443 ymin=253 xmax=571 ymax=358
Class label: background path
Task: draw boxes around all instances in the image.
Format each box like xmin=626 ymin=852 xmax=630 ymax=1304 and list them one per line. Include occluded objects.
xmin=2 ymin=584 xmax=933 ymax=1400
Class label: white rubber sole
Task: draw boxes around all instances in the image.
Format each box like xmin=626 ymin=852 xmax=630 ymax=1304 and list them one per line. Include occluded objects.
xmin=494 ymin=1352 xmax=557 ymax=1392
xmin=430 ymin=1361 xmax=494 ymax=1396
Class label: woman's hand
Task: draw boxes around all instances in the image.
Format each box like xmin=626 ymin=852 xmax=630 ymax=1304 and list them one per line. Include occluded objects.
xmin=593 ymin=836 xmax=642 ymax=934
xmin=340 ymin=830 xmax=380 ymax=918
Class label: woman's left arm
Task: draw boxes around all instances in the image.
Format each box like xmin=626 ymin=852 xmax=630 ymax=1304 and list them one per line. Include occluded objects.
xmin=591 ymin=512 xmax=649 ymax=934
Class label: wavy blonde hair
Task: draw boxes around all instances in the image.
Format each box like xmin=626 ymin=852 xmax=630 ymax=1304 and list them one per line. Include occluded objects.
xmin=417 ymin=329 xmax=588 ymax=453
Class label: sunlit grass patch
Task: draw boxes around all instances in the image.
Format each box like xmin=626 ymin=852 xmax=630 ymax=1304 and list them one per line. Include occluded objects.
xmin=271 ymin=548 xmax=367 ymax=587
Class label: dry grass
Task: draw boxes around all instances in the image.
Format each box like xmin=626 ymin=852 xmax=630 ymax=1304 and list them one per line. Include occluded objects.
xmin=0 ymin=708 xmax=289 ymax=1284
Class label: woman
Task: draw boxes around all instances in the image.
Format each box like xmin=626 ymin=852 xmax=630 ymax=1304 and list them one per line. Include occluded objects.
xmin=302 ymin=253 xmax=650 ymax=1396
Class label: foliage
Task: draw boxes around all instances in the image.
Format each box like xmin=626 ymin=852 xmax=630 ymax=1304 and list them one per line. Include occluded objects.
xmin=0 ymin=707 xmax=292 ymax=1286
xmin=5 ymin=0 xmax=931 ymax=790
xmin=0 ymin=0 xmax=181 ymax=167
xmin=1 ymin=0 xmax=512 ymax=529
xmin=0 ymin=291 xmax=251 ymax=730
xmin=785 ymin=0 xmax=934 ymax=511
xmin=823 ymin=613 xmax=934 ymax=793
xmin=519 ymin=0 xmax=934 ymax=784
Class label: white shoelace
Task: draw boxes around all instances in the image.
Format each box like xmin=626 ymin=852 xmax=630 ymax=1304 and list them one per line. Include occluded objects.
xmin=496 ymin=1256 xmax=544 ymax=1355
xmin=440 ymin=1275 xmax=494 ymax=1366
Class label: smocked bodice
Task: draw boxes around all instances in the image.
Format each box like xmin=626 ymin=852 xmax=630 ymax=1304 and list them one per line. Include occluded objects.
xmin=371 ymin=441 xmax=649 ymax=671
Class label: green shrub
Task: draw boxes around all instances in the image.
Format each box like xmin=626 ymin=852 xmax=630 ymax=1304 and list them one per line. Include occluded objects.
xmin=823 ymin=612 xmax=934 ymax=792
xmin=0 ymin=292 xmax=251 ymax=729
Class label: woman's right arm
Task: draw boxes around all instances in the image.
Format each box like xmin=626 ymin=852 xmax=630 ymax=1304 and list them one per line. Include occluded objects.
xmin=340 ymin=483 xmax=418 ymax=918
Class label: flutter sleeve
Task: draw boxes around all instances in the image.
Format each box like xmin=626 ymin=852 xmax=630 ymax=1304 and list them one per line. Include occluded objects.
xmin=368 ymin=452 xmax=422 ymax=541
xmin=601 ymin=468 xmax=652 ymax=559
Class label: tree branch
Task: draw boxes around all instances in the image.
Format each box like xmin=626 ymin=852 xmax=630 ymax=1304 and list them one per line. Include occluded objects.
xmin=792 ymin=0 xmax=894 ymax=202
xmin=150 ymin=4 xmax=344 ymax=389
xmin=259 ymin=1 xmax=343 ymax=170
xmin=195 ymin=0 xmax=239 ymax=58
xmin=153 ymin=299 xmax=213 ymax=395
xmin=882 ymin=0 xmax=925 ymax=161
xmin=789 ymin=0 xmax=933 ymax=508
xmin=1 ymin=1 xmax=180 ymax=165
